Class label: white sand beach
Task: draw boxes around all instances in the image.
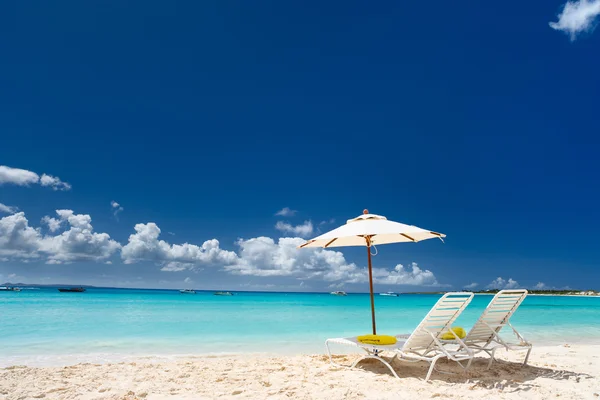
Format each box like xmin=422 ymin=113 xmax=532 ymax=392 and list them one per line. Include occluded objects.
xmin=1 ymin=344 xmax=598 ymax=400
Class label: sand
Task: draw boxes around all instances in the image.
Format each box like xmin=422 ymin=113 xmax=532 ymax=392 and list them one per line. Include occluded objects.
xmin=1 ymin=344 xmax=599 ymax=400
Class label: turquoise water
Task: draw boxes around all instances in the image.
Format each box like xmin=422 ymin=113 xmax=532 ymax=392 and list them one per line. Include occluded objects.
xmin=1 ymin=288 xmax=599 ymax=366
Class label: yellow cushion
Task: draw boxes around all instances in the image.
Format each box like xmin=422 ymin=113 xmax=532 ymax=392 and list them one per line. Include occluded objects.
xmin=357 ymin=334 xmax=397 ymax=345
xmin=440 ymin=327 xmax=467 ymax=340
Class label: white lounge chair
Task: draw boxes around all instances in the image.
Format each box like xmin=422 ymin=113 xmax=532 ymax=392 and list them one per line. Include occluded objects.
xmin=325 ymin=292 xmax=474 ymax=381
xmin=442 ymin=289 xmax=532 ymax=368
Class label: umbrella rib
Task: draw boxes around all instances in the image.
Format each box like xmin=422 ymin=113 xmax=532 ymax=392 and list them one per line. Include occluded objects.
xmin=358 ymin=234 xmax=374 ymax=246
xmin=298 ymin=240 xmax=316 ymax=248
xmin=401 ymin=233 xmax=416 ymax=242
xmin=324 ymin=238 xmax=337 ymax=248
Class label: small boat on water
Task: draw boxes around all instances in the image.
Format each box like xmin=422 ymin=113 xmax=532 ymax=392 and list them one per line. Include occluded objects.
xmin=58 ymin=287 xmax=86 ymax=293
xmin=330 ymin=291 xmax=347 ymax=296
xmin=380 ymin=292 xmax=400 ymax=297
xmin=0 ymin=286 xmax=20 ymax=292
xmin=179 ymin=289 xmax=196 ymax=294
xmin=214 ymin=291 xmax=233 ymax=296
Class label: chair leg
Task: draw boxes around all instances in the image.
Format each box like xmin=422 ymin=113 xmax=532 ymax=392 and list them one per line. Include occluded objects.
xmin=351 ymin=355 xmax=400 ymax=379
xmin=325 ymin=341 xmax=339 ymax=367
xmin=325 ymin=342 xmax=400 ymax=379
xmin=460 ymin=356 xmax=473 ymax=371
xmin=486 ymin=348 xmax=497 ymax=370
xmin=523 ymin=347 xmax=532 ymax=366
xmin=425 ymin=355 xmax=443 ymax=382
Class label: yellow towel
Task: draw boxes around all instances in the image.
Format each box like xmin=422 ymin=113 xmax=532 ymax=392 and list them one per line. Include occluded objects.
xmin=357 ymin=334 xmax=397 ymax=345
xmin=440 ymin=327 xmax=466 ymax=340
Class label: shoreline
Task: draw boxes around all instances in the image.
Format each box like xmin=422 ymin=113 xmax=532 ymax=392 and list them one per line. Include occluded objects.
xmin=4 ymin=331 xmax=600 ymax=369
xmin=5 ymin=335 xmax=600 ymax=369
xmin=1 ymin=344 xmax=598 ymax=399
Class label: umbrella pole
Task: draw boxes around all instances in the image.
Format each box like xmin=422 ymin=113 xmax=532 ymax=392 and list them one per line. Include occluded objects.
xmin=367 ymin=244 xmax=377 ymax=335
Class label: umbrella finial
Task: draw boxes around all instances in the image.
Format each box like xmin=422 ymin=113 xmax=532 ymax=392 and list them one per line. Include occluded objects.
xmin=363 ymin=209 xmax=369 ymax=215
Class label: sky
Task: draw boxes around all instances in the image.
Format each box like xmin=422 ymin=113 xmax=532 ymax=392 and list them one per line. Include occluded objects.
xmin=1 ymin=1 xmax=599 ymax=292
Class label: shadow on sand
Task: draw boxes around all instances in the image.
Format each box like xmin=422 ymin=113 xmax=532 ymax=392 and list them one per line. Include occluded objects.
xmin=325 ymin=354 xmax=594 ymax=392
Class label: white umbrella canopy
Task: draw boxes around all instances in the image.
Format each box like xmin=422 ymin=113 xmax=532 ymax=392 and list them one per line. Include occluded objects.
xmin=299 ymin=212 xmax=445 ymax=248
xmin=298 ymin=210 xmax=446 ymax=335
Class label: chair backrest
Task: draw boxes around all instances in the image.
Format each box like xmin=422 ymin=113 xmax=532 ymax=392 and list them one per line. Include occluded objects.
xmin=403 ymin=292 xmax=474 ymax=352
xmin=464 ymin=289 xmax=528 ymax=345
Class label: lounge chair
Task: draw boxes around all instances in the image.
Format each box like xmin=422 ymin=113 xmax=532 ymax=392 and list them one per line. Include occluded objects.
xmin=325 ymin=292 xmax=474 ymax=381
xmin=442 ymin=289 xmax=532 ymax=368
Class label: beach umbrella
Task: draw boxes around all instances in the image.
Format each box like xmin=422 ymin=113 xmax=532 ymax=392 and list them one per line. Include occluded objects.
xmin=298 ymin=210 xmax=445 ymax=335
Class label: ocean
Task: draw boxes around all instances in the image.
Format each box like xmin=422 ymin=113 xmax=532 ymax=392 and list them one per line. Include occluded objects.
xmin=2 ymin=288 xmax=599 ymax=366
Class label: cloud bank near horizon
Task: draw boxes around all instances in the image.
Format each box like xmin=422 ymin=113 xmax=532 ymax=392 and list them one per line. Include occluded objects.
xmin=0 ymin=210 xmax=442 ymax=287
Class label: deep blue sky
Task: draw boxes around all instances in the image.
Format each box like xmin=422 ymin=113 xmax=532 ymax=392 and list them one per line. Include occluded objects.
xmin=1 ymin=1 xmax=598 ymax=291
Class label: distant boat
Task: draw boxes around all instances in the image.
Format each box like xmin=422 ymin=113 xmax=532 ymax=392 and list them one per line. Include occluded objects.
xmin=214 ymin=291 xmax=233 ymax=296
xmin=380 ymin=292 xmax=400 ymax=297
xmin=58 ymin=287 xmax=86 ymax=293
xmin=179 ymin=289 xmax=196 ymax=294
xmin=0 ymin=286 xmax=20 ymax=292
xmin=330 ymin=291 xmax=347 ymax=296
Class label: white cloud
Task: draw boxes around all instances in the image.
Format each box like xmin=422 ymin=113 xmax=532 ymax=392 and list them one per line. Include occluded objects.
xmin=38 ymin=210 xmax=121 ymax=263
xmin=2 ymin=272 xmax=24 ymax=282
xmin=335 ymin=262 xmax=439 ymax=286
xmin=238 ymin=282 xmax=277 ymax=290
xmin=41 ymin=216 xmax=63 ymax=232
xmin=184 ymin=277 xmax=193 ymax=284
xmin=275 ymin=207 xmax=297 ymax=217
xmin=549 ymin=0 xmax=600 ymax=40
xmin=371 ymin=263 xmax=438 ymax=286
xmin=121 ymin=223 xmax=238 ymax=271
xmin=275 ymin=220 xmax=314 ymax=237
xmin=223 ymin=236 xmax=440 ymax=286
xmin=224 ymin=237 xmax=326 ymax=277
xmin=0 ymin=203 xmax=18 ymax=214
xmin=0 ymin=166 xmax=40 ymax=186
xmin=319 ymin=218 xmax=336 ymax=226
xmin=0 ymin=165 xmax=71 ymax=190
xmin=111 ymin=200 xmax=124 ymax=220
xmin=464 ymin=282 xmax=478 ymax=289
xmin=0 ymin=212 xmax=44 ymax=259
xmin=505 ymin=279 xmax=519 ymax=289
xmin=0 ymin=210 xmax=120 ymax=263
xmin=534 ymin=282 xmax=549 ymax=290
xmin=40 ymin=174 xmax=71 ymax=191
xmin=160 ymin=262 xmax=198 ymax=272
xmin=486 ymin=277 xmax=520 ymax=290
